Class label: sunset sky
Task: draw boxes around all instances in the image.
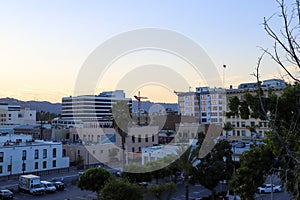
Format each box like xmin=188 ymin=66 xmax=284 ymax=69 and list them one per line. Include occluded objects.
xmin=0 ymin=0 xmax=291 ymax=103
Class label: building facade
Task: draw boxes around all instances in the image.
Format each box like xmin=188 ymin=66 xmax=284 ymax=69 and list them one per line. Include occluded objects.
xmin=60 ymin=90 xmax=132 ymax=128
xmin=196 ymin=87 xmax=225 ymax=125
xmin=0 ymin=103 xmax=36 ymax=125
xmin=177 ymin=92 xmax=200 ymax=118
xmin=0 ymin=140 xmax=69 ymax=176
xmin=225 ymin=79 xmax=286 ymax=140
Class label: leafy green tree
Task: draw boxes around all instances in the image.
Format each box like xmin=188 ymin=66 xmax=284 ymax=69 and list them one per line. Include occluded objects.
xmin=227 ymin=84 xmax=300 ymax=197
xmin=148 ymin=184 xmax=166 ymax=200
xmin=145 ymin=160 xmax=172 ymax=184
xmin=175 ymin=145 xmax=199 ymax=200
xmin=77 ymin=168 xmax=112 ymax=200
xmin=122 ymin=163 xmax=152 ymax=183
xmin=223 ymin=122 xmax=233 ymax=139
xmin=195 ymin=140 xmax=233 ymax=200
xmin=100 ymin=178 xmax=143 ymax=200
xmin=164 ymin=182 xmax=178 ymax=200
xmin=111 ymin=100 xmax=132 ymax=170
xmin=148 ymin=182 xmax=178 ymax=200
xmin=229 ymin=145 xmax=275 ymax=200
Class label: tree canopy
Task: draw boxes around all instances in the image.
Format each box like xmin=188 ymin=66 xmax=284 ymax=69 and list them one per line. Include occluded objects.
xmin=100 ymin=178 xmax=143 ymax=200
xmin=77 ymin=168 xmax=112 ymax=199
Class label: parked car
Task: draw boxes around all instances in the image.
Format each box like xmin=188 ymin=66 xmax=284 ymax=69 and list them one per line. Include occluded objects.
xmin=52 ymin=181 xmax=65 ymax=191
xmin=138 ymin=182 xmax=148 ymax=187
xmin=258 ymin=184 xmax=281 ymax=193
xmin=41 ymin=181 xmax=57 ymax=193
xmin=226 ymin=190 xmax=241 ymax=200
xmin=0 ymin=189 xmax=14 ymax=200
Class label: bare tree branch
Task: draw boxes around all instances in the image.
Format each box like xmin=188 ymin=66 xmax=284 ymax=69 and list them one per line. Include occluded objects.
xmin=254 ymin=53 xmax=300 ymax=164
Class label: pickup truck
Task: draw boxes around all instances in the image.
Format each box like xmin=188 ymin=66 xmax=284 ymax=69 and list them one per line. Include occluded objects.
xmin=258 ymin=184 xmax=281 ymax=193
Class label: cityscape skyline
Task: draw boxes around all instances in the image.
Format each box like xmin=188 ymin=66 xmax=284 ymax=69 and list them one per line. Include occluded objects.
xmin=0 ymin=1 xmax=296 ymax=103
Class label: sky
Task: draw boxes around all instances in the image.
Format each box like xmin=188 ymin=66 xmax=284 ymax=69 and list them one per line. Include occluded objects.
xmin=0 ymin=0 xmax=290 ymax=103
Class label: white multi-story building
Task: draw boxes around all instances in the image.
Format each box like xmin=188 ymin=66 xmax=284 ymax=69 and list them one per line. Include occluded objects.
xmin=0 ymin=103 xmax=36 ymax=125
xmin=59 ymin=90 xmax=132 ymax=127
xmin=177 ymin=92 xmax=199 ymax=118
xmin=196 ymin=87 xmax=225 ymax=125
xmin=0 ymin=140 xmax=69 ymax=176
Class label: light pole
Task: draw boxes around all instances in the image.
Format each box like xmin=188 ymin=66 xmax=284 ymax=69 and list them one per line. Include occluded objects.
xmin=232 ymin=143 xmax=237 ymax=200
xmin=40 ymin=111 xmax=44 ymax=140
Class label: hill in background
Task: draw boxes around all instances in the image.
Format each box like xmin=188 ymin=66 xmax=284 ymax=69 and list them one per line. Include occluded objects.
xmin=0 ymin=98 xmax=178 ymax=115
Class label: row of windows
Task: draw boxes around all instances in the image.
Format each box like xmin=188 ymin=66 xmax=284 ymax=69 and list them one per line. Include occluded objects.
xmin=230 ymin=121 xmax=267 ymax=128
xmin=131 ymin=135 xmax=155 ymax=143
xmin=62 ymin=106 xmax=111 ymax=110
xmin=230 ymin=130 xmax=264 ymax=137
xmin=0 ymin=160 xmax=57 ymax=174
xmin=0 ymin=149 xmax=57 ymax=163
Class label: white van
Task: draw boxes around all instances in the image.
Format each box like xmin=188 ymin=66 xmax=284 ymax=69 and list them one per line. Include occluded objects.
xmin=41 ymin=181 xmax=56 ymax=193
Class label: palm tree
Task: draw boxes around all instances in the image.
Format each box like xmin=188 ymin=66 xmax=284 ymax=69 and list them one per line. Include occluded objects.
xmin=111 ymin=100 xmax=132 ymax=170
xmin=175 ymin=145 xmax=199 ymax=200
xmin=223 ymin=122 xmax=233 ymax=139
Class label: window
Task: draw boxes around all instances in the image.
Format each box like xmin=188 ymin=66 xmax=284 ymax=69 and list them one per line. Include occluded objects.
xmin=138 ymin=147 xmax=141 ymax=152
xmin=43 ymin=149 xmax=47 ymax=158
xmin=241 ymin=121 xmax=246 ymax=127
xmin=242 ymin=130 xmax=246 ymax=137
xmin=52 ymin=148 xmax=57 ymax=158
xmin=0 ymin=152 xmax=3 ymax=162
xmin=138 ymin=135 xmax=141 ymax=143
xmin=35 ymin=162 xmax=38 ymax=169
xmin=237 ymin=130 xmax=240 ymax=136
xmin=236 ymin=122 xmax=240 ymax=127
xmin=7 ymin=165 xmax=11 ymax=172
xmin=34 ymin=150 xmax=39 ymax=159
xmin=0 ymin=166 xmax=2 ymax=174
xmin=43 ymin=161 xmax=47 ymax=168
xmin=132 ymin=136 xmax=135 ymax=143
xmin=52 ymin=160 xmax=56 ymax=168
xmin=250 ymin=121 xmax=255 ymax=127
xmin=152 ymin=134 xmax=154 ymax=142
xmin=132 ymin=147 xmax=135 ymax=152
xmin=63 ymin=149 xmax=66 ymax=157
xmin=145 ymin=134 xmax=148 ymax=142
xmin=22 ymin=150 xmax=27 ymax=160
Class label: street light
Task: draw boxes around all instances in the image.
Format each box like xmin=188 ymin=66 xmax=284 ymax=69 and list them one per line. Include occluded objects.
xmin=40 ymin=111 xmax=44 ymax=140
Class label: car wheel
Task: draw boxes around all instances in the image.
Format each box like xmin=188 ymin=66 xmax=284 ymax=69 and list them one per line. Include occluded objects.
xmin=261 ymin=190 xmax=265 ymax=194
xmin=275 ymin=189 xmax=279 ymax=193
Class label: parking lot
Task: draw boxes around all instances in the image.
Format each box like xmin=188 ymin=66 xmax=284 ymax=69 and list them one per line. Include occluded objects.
xmin=13 ymin=184 xmax=96 ymax=200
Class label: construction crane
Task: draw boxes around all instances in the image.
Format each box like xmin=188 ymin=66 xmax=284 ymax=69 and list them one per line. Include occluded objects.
xmin=134 ymin=91 xmax=148 ymax=126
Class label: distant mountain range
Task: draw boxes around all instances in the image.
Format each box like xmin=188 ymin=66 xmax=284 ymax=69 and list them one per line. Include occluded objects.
xmin=0 ymin=98 xmax=62 ymax=114
xmin=0 ymin=98 xmax=178 ymax=114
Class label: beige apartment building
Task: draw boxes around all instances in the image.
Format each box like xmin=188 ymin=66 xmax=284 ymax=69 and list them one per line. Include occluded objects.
xmin=64 ymin=125 xmax=159 ymax=166
xmin=225 ymin=80 xmax=285 ymax=141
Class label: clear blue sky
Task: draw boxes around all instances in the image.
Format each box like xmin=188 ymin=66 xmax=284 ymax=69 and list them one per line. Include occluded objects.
xmin=0 ymin=0 xmax=286 ymax=102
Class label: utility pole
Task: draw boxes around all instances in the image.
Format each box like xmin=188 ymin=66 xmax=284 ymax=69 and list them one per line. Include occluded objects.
xmin=134 ymin=91 xmax=147 ymax=126
xmin=40 ymin=111 xmax=44 ymax=140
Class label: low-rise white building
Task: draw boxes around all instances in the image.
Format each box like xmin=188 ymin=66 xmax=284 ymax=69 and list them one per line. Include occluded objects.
xmin=0 ymin=103 xmax=36 ymax=125
xmin=0 ymin=140 xmax=69 ymax=176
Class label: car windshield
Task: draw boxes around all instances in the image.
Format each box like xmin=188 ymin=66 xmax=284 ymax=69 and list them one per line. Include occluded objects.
xmin=33 ymin=184 xmax=43 ymax=188
xmin=47 ymin=183 xmax=54 ymax=187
